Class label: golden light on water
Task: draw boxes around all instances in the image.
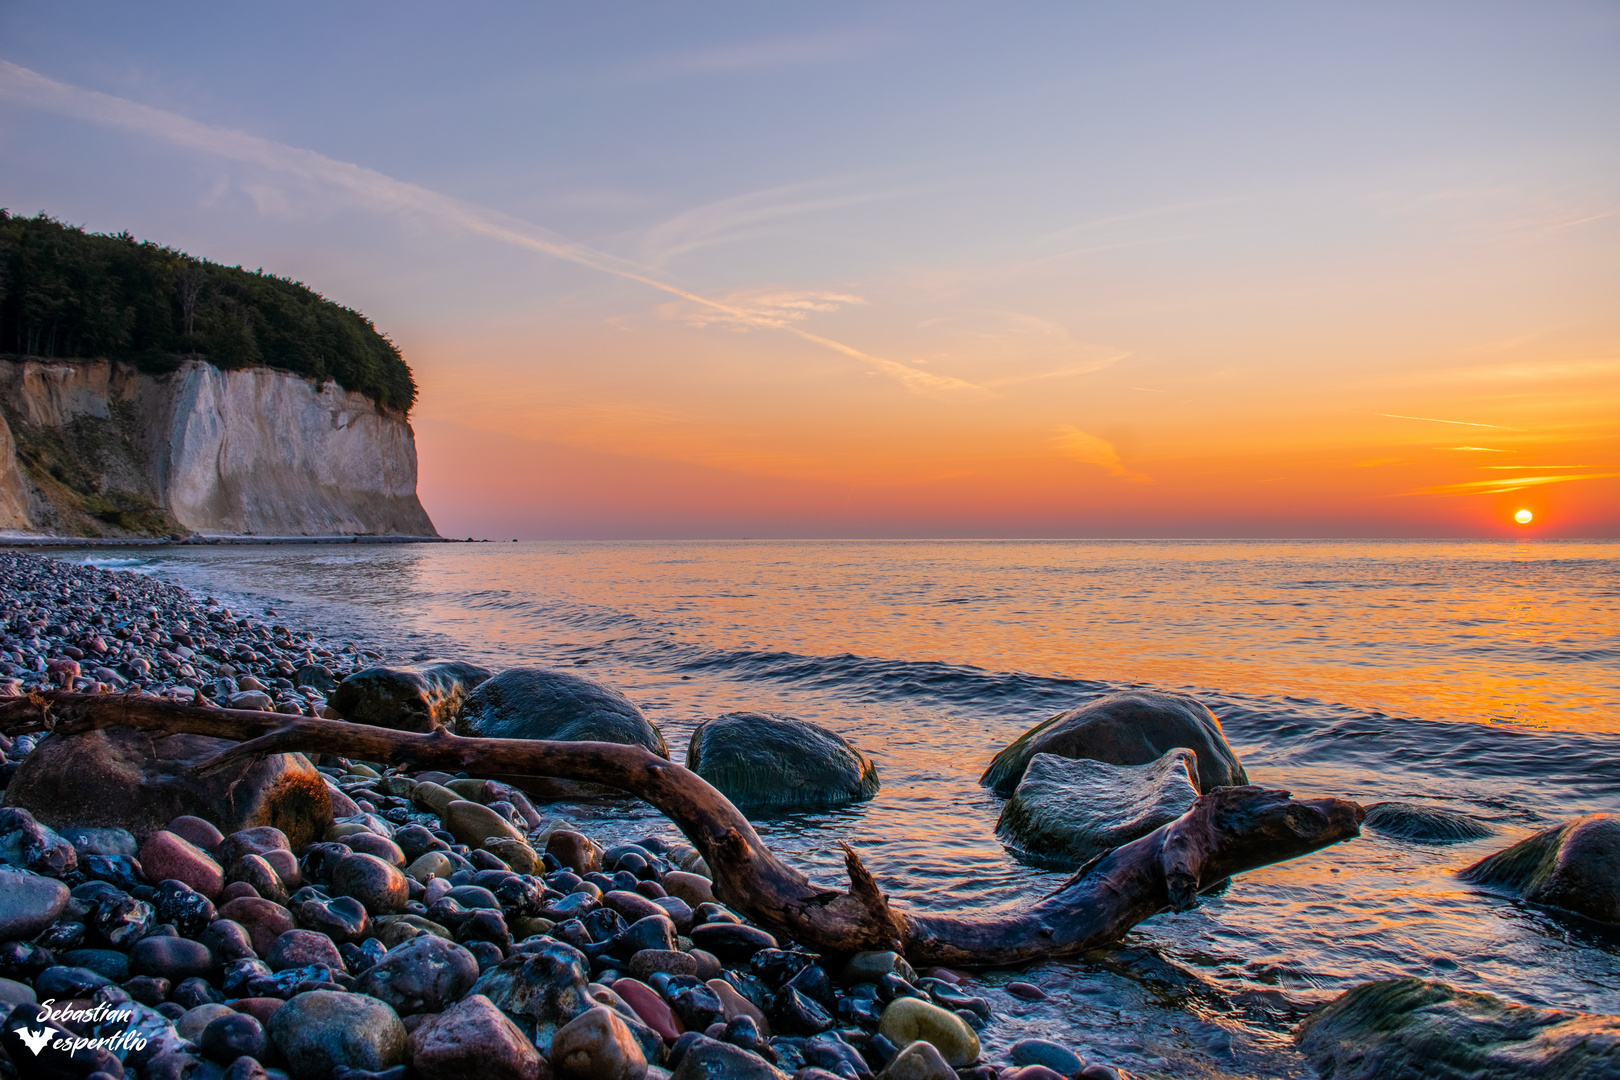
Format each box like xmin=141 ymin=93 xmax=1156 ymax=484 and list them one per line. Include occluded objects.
xmin=1515 ymin=509 xmax=1534 ymax=524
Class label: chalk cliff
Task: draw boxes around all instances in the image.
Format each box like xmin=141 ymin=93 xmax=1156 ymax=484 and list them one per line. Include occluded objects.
xmin=0 ymin=357 xmax=436 ymax=537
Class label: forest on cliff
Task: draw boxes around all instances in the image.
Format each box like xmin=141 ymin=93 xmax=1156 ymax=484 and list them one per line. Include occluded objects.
xmin=0 ymin=212 xmax=416 ymax=411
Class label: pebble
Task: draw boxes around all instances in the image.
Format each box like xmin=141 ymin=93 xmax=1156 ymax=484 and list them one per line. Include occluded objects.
xmin=0 ymin=867 xmax=69 ymax=941
xmin=546 ymin=830 xmax=603 ymax=873
xmin=885 ymin=1039 xmax=958 ymax=1080
xmin=1006 ymin=981 xmax=1047 ymax=1001
xmin=354 ymin=934 xmax=480 ymax=1015
xmin=661 ymin=871 xmax=714 ymax=907
xmin=269 ymin=989 xmax=407 ymax=1077
xmin=707 ymin=978 xmax=770 ymax=1034
xmin=268 ymin=929 xmax=346 ymax=973
xmin=686 ymin=923 xmax=776 ymax=965
xmin=217 ymin=896 xmax=297 ymax=956
xmin=408 ymin=992 xmax=544 ymax=1080
xmin=550 ymin=1004 xmax=649 ymax=1080
xmin=1011 ymin=1038 xmax=1085 ymax=1075
xmin=331 ymin=852 xmax=410 ymax=915
xmin=129 ymin=936 xmax=214 ymax=982
xmin=139 ymin=831 xmax=225 ymax=899
xmin=629 ymin=949 xmax=699 ymax=980
xmin=668 ymin=1035 xmax=788 ymax=1080
xmin=877 ymin=997 xmax=981 ymax=1068
xmin=199 ymin=1012 xmax=270 ymax=1064
xmin=611 ymin=977 xmax=685 ymax=1041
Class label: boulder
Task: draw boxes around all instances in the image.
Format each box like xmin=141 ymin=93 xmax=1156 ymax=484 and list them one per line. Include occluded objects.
xmin=995 ymin=750 xmax=1199 ymax=867
xmin=1297 ymin=978 xmax=1620 ymax=1080
xmin=3 ymin=727 xmax=332 ymax=848
xmin=268 ymin=989 xmax=407 ymax=1079
xmin=354 ymin=934 xmax=480 ymax=1016
xmin=0 ymin=866 xmax=69 ymax=942
xmin=457 ymin=668 xmax=669 ymax=797
xmin=684 ymin=712 xmax=879 ymax=811
xmin=668 ymin=1035 xmax=788 ymax=1080
xmin=876 ymin=997 xmax=979 ymax=1068
xmin=330 ymin=661 xmax=493 ymax=733
xmin=0 ymin=808 xmax=78 ymax=876
xmin=550 ymin=1005 xmax=647 ymax=1080
xmin=980 ymin=690 xmax=1247 ymax=795
xmin=470 ymin=939 xmax=595 ymax=1054
xmin=1459 ymin=814 xmax=1620 ymax=924
xmin=1364 ymin=802 xmax=1497 ymax=844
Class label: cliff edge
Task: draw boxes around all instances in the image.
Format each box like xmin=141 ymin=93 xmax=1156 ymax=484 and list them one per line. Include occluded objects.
xmin=0 ymin=356 xmax=437 ymax=538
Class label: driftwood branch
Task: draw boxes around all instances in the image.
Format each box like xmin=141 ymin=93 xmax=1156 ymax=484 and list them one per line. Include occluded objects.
xmin=0 ymin=693 xmax=1364 ymax=966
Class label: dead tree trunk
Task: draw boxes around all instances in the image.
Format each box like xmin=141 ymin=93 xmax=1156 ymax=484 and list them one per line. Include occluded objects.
xmin=0 ymin=693 xmax=1364 ymax=966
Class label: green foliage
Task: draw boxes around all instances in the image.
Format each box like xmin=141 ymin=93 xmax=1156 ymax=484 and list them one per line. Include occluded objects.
xmin=0 ymin=211 xmax=416 ymax=411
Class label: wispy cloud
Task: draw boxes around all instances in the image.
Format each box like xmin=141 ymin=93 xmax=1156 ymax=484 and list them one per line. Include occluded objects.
xmin=659 ymin=288 xmax=867 ymax=330
xmin=0 ymin=60 xmax=979 ymax=397
xmin=1451 ymin=446 xmax=1504 ymax=452
xmin=1051 ymin=426 xmax=1151 ymax=483
xmin=635 ymin=181 xmax=911 ymax=267
xmin=1376 ymin=412 xmax=1515 ymax=429
xmin=1407 ymin=473 xmax=1620 ymax=496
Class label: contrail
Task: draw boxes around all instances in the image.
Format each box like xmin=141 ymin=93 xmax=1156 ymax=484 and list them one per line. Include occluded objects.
xmin=0 ymin=61 xmax=982 ymax=397
xmin=1375 ymin=412 xmax=1515 ymax=429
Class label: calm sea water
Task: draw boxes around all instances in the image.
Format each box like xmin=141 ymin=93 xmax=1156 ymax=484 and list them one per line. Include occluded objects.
xmin=63 ymin=539 xmax=1620 ymax=1079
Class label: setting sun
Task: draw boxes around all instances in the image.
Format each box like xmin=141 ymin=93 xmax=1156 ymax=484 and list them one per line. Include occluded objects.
xmin=1515 ymin=509 xmax=1534 ymax=525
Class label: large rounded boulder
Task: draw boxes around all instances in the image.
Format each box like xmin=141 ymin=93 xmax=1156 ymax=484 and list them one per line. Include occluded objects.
xmin=685 ymin=712 xmax=879 ymax=811
xmin=331 ymin=660 xmax=494 ymax=733
xmin=995 ymin=749 xmax=1199 ymax=867
xmin=1459 ymin=813 xmax=1620 ymax=924
xmin=3 ymin=727 xmax=332 ymax=847
xmin=980 ymin=690 xmax=1247 ymax=796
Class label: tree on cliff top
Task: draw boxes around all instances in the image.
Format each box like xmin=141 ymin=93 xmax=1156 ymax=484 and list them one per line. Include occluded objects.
xmin=0 ymin=212 xmax=417 ymax=412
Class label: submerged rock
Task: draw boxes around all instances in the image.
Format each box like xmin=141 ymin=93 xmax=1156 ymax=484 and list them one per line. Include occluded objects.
xmin=980 ymin=690 xmax=1247 ymax=796
xmin=995 ymin=749 xmax=1199 ymax=867
xmin=1459 ymin=814 xmax=1620 ymax=923
xmin=1364 ymin=802 xmax=1497 ymax=844
xmin=330 ymin=660 xmax=493 ymax=733
xmin=1297 ymin=977 xmax=1620 ymax=1080
xmin=684 ymin=712 xmax=879 ymax=811
xmin=4 ymin=726 xmax=332 ymax=848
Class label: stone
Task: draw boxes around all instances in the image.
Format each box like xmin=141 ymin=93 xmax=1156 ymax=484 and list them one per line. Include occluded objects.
xmin=230 ymin=690 xmax=275 ymax=711
xmin=0 ymin=865 xmax=69 ymax=941
xmin=168 ymin=815 xmax=225 ymax=853
xmin=995 ymin=749 xmax=1200 ymax=867
xmin=603 ymin=891 xmax=667 ymax=924
xmin=406 ymin=851 xmax=456 ymax=882
xmin=129 ymin=936 xmax=214 ymax=982
xmin=1363 ymin=802 xmax=1497 ymax=844
xmin=470 ymin=940 xmax=594 ymax=1054
xmin=685 ymin=712 xmax=880 ymax=811
xmin=269 ymin=930 xmax=346 ymax=974
xmin=217 ymin=897 xmax=298 ymax=957
xmin=546 ymin=831 xmax=603 ymax=874
xmin=261 ymin=848 xmax=302 ymax=887
xmin=629 ymin=950 xmax=699 ymax=981
xmin=152 ymin=879 xmax=216 ymax=937
xmin=443 ymin=801 xmax=527 ymax=851
xmin=980 ymin=690 xmax=1247 ymax=795
xmin=1005 ymin=981 xmax=1046 ymax=1001
xmin=686 ymin=924 xmax=775 ymax=965
xmin=295 ymin=895 xmax=372 ymax=946
xmin=60 ymin=825 xmax=139 ymax=858
xmin=5 ymin=726 xmax=333 ymax=849
xmin=877 ymin=997 xmax=979 ymax=1068
xmin=330 ymin=661 xmax=494 ymax=732
xmin=1460 ymin=814 xmax=1620 ymax=923
xmin=227 ymin=853 xmax=289 ymax=905
xmin=201 ymin=918 xmax=258 ymax=962
xmin=407 ymin=992 xmax=545 ymax=1080
xmin=344 ymin=832 xmax=406 ymax=867
xmin=458 ymin=668 xmax=669 ymax=796
xmin=217 ymin=827 xmax=291 ymax=866
xmin=354 ymin=934 xmax=480 ymax=1016
xmin=1297 ymin=977 xmax=1620 ymax=1080
xmin=611 ymin=977 xmax=683 ymax=1041
xmin=661 ymin=872 xmax=714 ymax=908
xmin=1009 ymin=1038 xmax=1084 ymax=1075
xmin=330 ymin=852 xmax=410 ymax=915
xmin=882 ymin=1040 xmax=956 ymax=1080
xmin=268 ymin=989 xmax=407 ymax=1079
xmin=0 ymin=807 xmax=79 ymax=876
xmin=178 ymin=1002 xmax=239 ymax=1041
xmin=551 ymin=1004 xmax=648 ymax=1080
xmin=840 ymin=951 xmax=917 ymax=986
xmin=199 ymin=1012 xmax=270 ymax=1064
xmin=485 ymin=837 xmax=541 ymax=875
xmin=706 ymin=979 xmax=769 ymax=1035
xmin=59 ymin=947 xmax=129 ymax=981
xmin=615 ymin=915 xmax=678 ymax=959
xmin=668 ymin=1035 xmax=789 ymax=1080
xmin=373 ymin=914 xmax=454 ymax=949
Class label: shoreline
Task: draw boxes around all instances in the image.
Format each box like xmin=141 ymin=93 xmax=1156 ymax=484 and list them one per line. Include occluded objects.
xmin=0 ymin=535 xmax=453 ymax=548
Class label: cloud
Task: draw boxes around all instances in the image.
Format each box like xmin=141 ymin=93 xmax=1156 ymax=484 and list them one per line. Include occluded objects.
xmin=1052 ymin=426 xmax=1151 ymax=483
xmin=658 ymin=288 xmax=867 ymax=330
xmin=0 ymin=60 xmax=981 ymax=398
xmin=1406 ymin=472 xmax=1620 ymax=496
xmin=1375 ymin=413 xmax=1515 ymax=429
xmin=635 ymin=181 xmax=910 ymax=267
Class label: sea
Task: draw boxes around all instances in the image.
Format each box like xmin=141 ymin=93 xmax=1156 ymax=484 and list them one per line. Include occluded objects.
xmin=57 ymin=538 xmax=1620 ymax=1079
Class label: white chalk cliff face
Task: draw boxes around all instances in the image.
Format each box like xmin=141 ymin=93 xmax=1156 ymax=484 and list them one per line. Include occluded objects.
xmin=0 ymin=357 xmax=437 ymax=537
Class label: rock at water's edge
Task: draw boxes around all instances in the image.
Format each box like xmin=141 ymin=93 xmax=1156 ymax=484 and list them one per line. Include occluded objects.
xmin=1459 ymin=814 xmax=1620 ymax=924
xmin=1363 ymin=801 xmax=1497 ymax=844
xmin=330 ymin=661 xmax=493 ymax=733
xmin=995 ymin=749 xmax=1199 ymax=867
xmin=685 ymin=712 xmax=879 ymax=811
xmin=1297 ymin=977 xmax=1620 ymax=1080
xmin=980 ymin=690 xmax=1247 ymax=796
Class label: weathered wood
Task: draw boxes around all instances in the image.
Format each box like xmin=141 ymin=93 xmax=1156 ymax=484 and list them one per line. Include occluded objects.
xmin=0 ymin=692 xmax=1364 ymax=965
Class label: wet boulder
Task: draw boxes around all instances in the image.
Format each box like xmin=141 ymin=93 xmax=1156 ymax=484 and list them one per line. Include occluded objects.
xmin=0 ymin=807 xmax=78 ymax=876
xmin=330 ymin=660 xmax=494 ymax=733
xmin=684 ymin=712 xmax=879 ymax=811
xmin=1459 ymin=814 xmax=1620 ymax=924
xmin=995 ymin=749 xmax=1199 ymax=867
xmin=1364 ymin=802 xmax=1497 ymax=844
xmin=470 ymin=939 xmax=595 ymax=1054
xmin=1297 ymin=977 xmax=1620 ymax=1080
xmin=980 ymin=690 xmax=1247 ymax=796
xmin=3 ymin=727 xmax=333 ymax=848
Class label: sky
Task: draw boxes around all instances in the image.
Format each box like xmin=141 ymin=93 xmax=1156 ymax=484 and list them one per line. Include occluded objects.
xmin=1 ymin=1 xmax=1616 ymax=538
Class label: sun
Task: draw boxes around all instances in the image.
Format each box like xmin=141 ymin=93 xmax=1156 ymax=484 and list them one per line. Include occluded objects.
xmin=1514 ymin=509 xmax=1533 ymax=525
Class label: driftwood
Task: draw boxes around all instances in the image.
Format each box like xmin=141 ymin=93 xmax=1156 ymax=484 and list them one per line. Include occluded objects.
xmin=0 ymin=692 xmax=1365 ymax=966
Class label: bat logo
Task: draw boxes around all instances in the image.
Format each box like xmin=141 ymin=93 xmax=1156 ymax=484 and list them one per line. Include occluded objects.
xmin=15 ymin=1026 xmax=53 ymax=1055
